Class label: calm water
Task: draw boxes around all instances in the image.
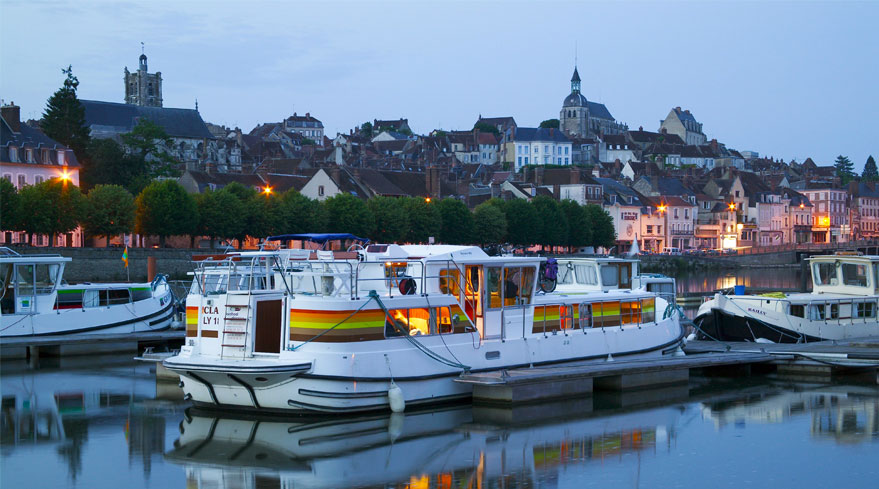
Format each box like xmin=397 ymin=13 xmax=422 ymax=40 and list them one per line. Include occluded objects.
xmin=2 ymin=355 xmax=877 ymax=489
xmin=674 ymin=267 xmax=807 ymax=295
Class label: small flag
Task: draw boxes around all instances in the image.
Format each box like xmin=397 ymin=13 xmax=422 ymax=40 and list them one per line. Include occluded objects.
xmin=122 ymin=246 xmax=129 ymax=268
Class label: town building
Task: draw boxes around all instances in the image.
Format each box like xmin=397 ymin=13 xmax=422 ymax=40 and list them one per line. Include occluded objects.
xmin=559 ymin=67 xmax=627 ymax=138
xmin=659 ymin=107 xmax=707 ymax=146
xmin=124 ymin=51 xmax=162 ymax=107
xmin=802 ymin=185 xmax=849 ymax=243
xmin=508 ymin=127 xmax=572 ymax=171
xmin=284 ymin=113 xmax=324 ymax=143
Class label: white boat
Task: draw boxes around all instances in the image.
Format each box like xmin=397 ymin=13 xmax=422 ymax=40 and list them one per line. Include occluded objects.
xmin=696 ymin=252 xmax=879 ymax=343
xmin=164 ymin=234 xmax=684 ymax=414
xmin=0 ymin=248 xmax=175 ymax=337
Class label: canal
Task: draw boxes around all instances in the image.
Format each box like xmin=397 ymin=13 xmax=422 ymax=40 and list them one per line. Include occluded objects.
xmin=2 ymin=353 xmax=877 ymax=489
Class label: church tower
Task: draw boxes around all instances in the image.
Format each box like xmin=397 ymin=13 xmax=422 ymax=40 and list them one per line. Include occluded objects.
xmin=560 ymin=66 xmax=589 ymax=138
xmin=124 ymin=48 xmax=163 ymax=107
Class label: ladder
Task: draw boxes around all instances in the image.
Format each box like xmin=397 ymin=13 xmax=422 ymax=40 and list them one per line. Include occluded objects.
xmin=221 ymin=293 xmax=251 ymax=359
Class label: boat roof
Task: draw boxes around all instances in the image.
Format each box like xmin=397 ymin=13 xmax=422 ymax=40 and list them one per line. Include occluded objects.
xmin=0 ymin=254 xmax=71 ymax=264
xmin=808 ymin=253 xmax=879 ymax=263
xmin=556 ymin=256 xmax=638 ymax=264
xmin=398 ymin=245 xmax=541 ymax=264
xmin=265 ymin=233 xmax=369 ymax=244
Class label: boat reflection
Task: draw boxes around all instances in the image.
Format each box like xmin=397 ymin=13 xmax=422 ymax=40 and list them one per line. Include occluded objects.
xmin=166 ymin=397 xmax=684 ymax=489
xmin=700 ymin=384 xmax=879 ymax=445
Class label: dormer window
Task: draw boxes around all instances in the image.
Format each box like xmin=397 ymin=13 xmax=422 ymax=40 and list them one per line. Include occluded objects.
xmin=9 ymin=147 xmax=17 ymax=162
xmin=57 ymin=152 xmax=65 ymax=165
xmin=26 ymin=149 xmax=34 ymax=163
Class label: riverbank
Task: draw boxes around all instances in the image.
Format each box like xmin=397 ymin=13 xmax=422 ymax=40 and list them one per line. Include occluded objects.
xmin=10 ymin=246 xmax=198 ymax=282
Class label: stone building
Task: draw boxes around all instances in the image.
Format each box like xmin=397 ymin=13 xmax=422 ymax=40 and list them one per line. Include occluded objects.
xmin=124 ymin=51 xmax=163 ymax=107
xmin=659 ymin=107 xmax=706 ymax=146
xmin=559 ymin=67 xmax=627 ymax=138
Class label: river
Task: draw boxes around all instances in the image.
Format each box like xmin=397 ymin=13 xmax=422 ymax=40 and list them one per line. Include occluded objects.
xmin=2 ymin=353 xmax=877 ymax=489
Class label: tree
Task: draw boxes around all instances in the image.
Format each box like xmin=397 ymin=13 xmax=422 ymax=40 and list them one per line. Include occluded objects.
xmin=503 ymin=199 xmax=539 ymax=246
xmin=473 ymin=122 xmax=500 ymax=136
xmin=323 ymin=193 xmax=374 ymax=237
xmin=834 ymin=155 xmax=855 ymax=184
xmin=863 ymin=155 xmax=878 ymax=182
xmin=472 ymin=202 xmax=507 ymax=246
xmin=40 ymin=66 xmax=90 ymax=161
xmin=222 ymin=182 xmax=281 ymax=246
xmin=531 ymin=195 xmax=569 ymax=249
xmin=121 ymin=119 xmax=181 ymax=179
xmin=437 ymin=198 xmax=474 ymax=244
xmin=196 ymin=189 xmax=246 ymax=248
xmin=17 ymin=179 xmax=87 ymax=245
xmin=83 ymin=185 xmax=135 ymax=246
xmin=277 ymin=190 xmax=327 ymax=234
xmin=584 ymin=204 xmax=616 ymax=249
xmin=559 ymin=200 xmax=591 ymax=250
xmin=135 ymin=180 xmax=198 ymax=247
xmin=360 ymin=122 xmax=373 ymax=138
xmin=82 ymin=138 xmax=149 ymax=193
xmin=403 ymin=197 xmax=441 ymax=244
xmin=539 ymin=119 xmax=560 ymax=129
xmin=0 ymin=178 xmax=19 ymax=231
xmin=368 ymin=196 xmax=409 ymax=243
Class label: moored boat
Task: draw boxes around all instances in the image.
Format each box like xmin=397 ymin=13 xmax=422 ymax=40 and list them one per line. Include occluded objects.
xmin=696 ymin=252 xmax=879 ymax=343
xmin=0 ymin=247 xmax=175 ymax=337
xmin=164 ymin=235 xmax=684 ymax=414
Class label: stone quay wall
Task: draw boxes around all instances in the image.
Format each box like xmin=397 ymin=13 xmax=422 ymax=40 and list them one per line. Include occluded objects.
xmin=10 ymin=247 xmax=200 ymax=283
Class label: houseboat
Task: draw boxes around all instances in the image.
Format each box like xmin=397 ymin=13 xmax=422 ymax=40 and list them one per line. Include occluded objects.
xmin=164 ymin=236 xmax=684 ymax=414
xmin=696 ymin=253 xmax=879 ymax=343
xmin=0 ymin=248 xmax=175 ymax=337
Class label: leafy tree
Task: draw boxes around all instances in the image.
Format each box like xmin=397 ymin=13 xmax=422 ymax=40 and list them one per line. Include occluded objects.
xmin=472 ymin=202 xmax=507 ymax=246
xmin=584 ymin=204 xmax=616 ymax=248
xmin=559 ymin=200 xmax=591 ymax=250
xmin=473 ymin=122 xmax=500 ymax=136
xmin=834 ymin=155 xmax=855 ymax=184
xmin=221 ymin=182 xmax=280 ymax=246
xmin=863 ymin=155 xmax=878 ymax=182
xmin=83 ymin=185 xmax=135 ymax=246
xmin=277 ymin=190 xmax=327 ymax=234
xmin=360 ymin=122 xmax=373 ymax=138
xmin=322 ymin=193 xmax=374 ymax=237
xmin=17 ymin=179 xmax=87 ymax=245
xmin=503 ymin=199 xmax=539 ymax=246
xmin=437 ymin=198 xmax=474 ymax=244
xmin=135 ymin=180 xmax=198 ymax=247
xmin=122 ymin=119 xmax=181 ymax=178
xmin=539 ymin=119 xmax=560 ymax=129
xmin=196 ymin=189 xmax=246 ymax=248
xmin=531 ymin=196 xmax=569 ymax=249
xmin=82 ymin=138 xmax=149 ymax=193
xmin=368 ymin=196 xmax=409 ymax=243
xmin=0 ymin=178 xmax=19 ymax=231
xmin=403 ymin=197 xmax=441 ymax=244
xmin=40 ymin=65 xmax=90 ymax=161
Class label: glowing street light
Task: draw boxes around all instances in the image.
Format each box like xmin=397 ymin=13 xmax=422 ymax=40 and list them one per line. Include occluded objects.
xmin=262 ymin=185 xmax=273 ymax=196
xmin=728 ymin=202 xmax=736 ymax=211
xmin=424 ymin=197 xmax=431 ymax=203
xmin=657 ymin=204 xmax=667 ymax=213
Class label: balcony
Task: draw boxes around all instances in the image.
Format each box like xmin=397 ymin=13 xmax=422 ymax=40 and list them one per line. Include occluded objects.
xmin=670 ymin=229 xmax=693 ymax=236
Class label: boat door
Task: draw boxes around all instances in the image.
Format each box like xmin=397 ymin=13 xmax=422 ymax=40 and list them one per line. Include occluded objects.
xmin=253 ymin=295 xmax=285 ymax=354
xmin=482 ymin=266 xmax=503 ymax=339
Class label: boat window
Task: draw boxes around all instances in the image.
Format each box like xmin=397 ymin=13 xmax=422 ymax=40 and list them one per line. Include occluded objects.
xmin=574 ymin=265 xmax=598 ymax=285
xmin=579 ymin=303 xmax=592 ymax=328
xmin=386 ymin=307 xmax=458 ymax=336
xmin=790 ymin=304 xmax=805 ymax=318
xmin=83 ymin=290 xmax=100 ymax=308
xmin=439 ymin=269 xmax=461 ymax=296
xmin=14 ymin=264 xmax=35 ymax=292
xmin=841 ymin=263 xmax=868 ymax=287
xmin=558 ymin=264 xmax=575 ymax=284
xmin=594 ymin=301 xmax=621 ymax=328
xmin=503 ymin=267 xmax=522 ymax=307
xmin=642 ymin=298 xmax=655 ymax=323
xmin=600 ymin=265 xmax=619 ymax=287
xmin=0 ymin=263 xmax=13 ymax=314
xmin=106 ymin=289 xmax=130 ymax=305
xmin=813 ymin=263 xmax=837 ymax=286
xmin=130 ymin=288 xmax=152 ymax=302
xmin=810 ymin=304 xmax=826 ymax=320
xmin=855 ymin=301 xmax=876 ymax=318
xmin=560 ymin=304 xmax=577 ymax=329
xmin=829 ymin=303 xmax=839 ymax=320
xmin=486 ymin=267 xmax=503 ymax=309
xmin=621 ymin=300 xmax=641 ymax=324
xmin=519 ymin=267 xmax=535 ymax=305
xmin=34 ymin=264 xmax=59 ymax=294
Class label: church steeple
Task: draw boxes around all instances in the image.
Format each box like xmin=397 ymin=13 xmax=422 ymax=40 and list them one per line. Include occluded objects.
xmin=571 ymin=66 xmax=581 ymax=94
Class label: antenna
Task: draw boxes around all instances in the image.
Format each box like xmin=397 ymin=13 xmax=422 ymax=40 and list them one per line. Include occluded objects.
xmin=141 ymin=41 xmax=144 ymax=54
xmin=575 ymin=41 xmax=578 ymax=67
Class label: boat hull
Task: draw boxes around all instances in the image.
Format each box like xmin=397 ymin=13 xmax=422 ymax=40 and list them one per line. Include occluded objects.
xmin=696 ymin=307 xmax=822 ymax=343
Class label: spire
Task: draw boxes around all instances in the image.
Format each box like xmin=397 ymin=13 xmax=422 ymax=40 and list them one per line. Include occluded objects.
xmin=139 ymin=42 xmax=148 ymax=71
xmin=571 ymin=66 xmax=581 ymax=93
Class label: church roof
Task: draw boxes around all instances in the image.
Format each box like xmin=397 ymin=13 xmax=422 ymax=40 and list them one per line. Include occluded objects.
xmin=563 ymin=92 xmax=588 ymax=108
xmin=561 ymin=93 xmax=615 ymax=121
xmin=80 ymin=100 xmax=215 ymax=140
xmin=571 ymin=67 xmax=581 ymax=83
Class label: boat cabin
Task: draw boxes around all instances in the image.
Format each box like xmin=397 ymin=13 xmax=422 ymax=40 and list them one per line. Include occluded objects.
xmin=809 ymin=253 xmax=879 ymax=296
xmin=554 ymin=257 xmax=638 ymax=293
xmin=0 ymin=250 xmax=68 ymax=315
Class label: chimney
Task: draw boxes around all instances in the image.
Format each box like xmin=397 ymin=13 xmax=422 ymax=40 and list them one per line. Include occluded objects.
xmin=675 ymin=106 xmax=681 ymax=112
xmin=661 ymin=127 xmax=667 ymax=134
xmin=1 ymin=102 xmax=21 ymax=132
xmin=638 ymin=126 xmax=643 ymax=131
xmin=570 ymin=168 xmax=579 ymax=185
xmin=849 ymin=180 xmax=859 ymax=196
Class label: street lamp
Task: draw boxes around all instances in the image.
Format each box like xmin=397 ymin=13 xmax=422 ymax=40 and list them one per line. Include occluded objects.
xmin=658 ymin=203 xmax=667 ymax=252
xmin=262 ymin=185 xmax=273 ymax=196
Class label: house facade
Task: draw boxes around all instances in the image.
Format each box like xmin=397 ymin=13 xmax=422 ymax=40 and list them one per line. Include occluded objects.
xmin=509 ymin=128 xmax=572 ymax=171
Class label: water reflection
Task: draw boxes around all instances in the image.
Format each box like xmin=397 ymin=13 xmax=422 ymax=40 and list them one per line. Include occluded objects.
xmin=675 ymin=268 xmax=808 ymax=295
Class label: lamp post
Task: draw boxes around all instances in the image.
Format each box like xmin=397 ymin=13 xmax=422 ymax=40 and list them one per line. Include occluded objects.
xmin=658 ymin=203 xmax=667 ymax=252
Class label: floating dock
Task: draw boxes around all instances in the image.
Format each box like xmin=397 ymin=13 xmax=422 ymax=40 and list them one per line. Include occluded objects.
xmin=0 ymin=330 xmax=185 ymax=360
xmin=457 ymin=337 xmax=879 ymax=404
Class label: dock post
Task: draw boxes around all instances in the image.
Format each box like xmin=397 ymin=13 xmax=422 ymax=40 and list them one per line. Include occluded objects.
xmin=147 ymin=256 xmax=157 ymax=281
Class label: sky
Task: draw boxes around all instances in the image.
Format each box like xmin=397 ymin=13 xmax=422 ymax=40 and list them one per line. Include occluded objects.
xmin=1 ymin=0 xmax=877 ymax=169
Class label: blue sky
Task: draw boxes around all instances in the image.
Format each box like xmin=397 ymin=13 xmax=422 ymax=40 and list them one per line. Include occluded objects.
xmin=1 ymin=0 xmax=876 ymax=168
